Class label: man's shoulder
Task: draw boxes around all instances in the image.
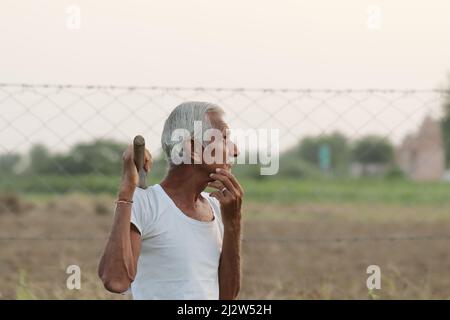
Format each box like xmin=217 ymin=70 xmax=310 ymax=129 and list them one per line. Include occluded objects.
xmin=132 ymin=184 xmax=167 ymax=212
xmin=133 ymin=184 xmax=160 ymax=198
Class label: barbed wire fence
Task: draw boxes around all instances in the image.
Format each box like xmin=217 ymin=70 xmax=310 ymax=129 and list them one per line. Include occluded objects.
xmin=1 ymin=83 xmax=450 ymax=245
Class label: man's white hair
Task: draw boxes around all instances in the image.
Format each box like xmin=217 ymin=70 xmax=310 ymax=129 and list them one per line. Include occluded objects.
xmin=161 ymin=101 xmax=224 ymax=165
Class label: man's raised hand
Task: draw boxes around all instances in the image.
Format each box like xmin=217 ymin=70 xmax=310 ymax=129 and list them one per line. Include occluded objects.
xmin=208 ymin=168 xmax=244 ymax=228
xmin=120 ymin=144 xmax=152 ymax=197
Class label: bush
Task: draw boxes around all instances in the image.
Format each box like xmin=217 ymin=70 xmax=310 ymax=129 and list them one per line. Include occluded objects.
xmin=351 ymin=135 xmax=394 ymax=165
xmin=384 ymin=166 xmax=406 ymax=180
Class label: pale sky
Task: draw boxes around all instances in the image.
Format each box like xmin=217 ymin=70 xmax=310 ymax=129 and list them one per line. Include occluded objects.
xmin=0 ymin=0 xmax=449 ymax=154
xmin=1 ymin=0 xmax=449 ymax=88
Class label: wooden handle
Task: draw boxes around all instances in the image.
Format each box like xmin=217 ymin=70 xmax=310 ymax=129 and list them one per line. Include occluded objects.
xmin=133 ymin=135 xmax=147 ymax=189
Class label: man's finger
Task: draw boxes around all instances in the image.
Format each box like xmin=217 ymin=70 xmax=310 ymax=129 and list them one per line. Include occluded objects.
xmin=123 ymin=144 xmax=133 ymax=160
xmin=210 ymin=191 xmax=224 ymax=202
xmin=208 ymin=181 xmax=224 ymax=190
xmin=216 ymin=169 xmax=242 ymax=189
xmin=145 ymin=148 xmax=152 ymax=161
xmin=215 ymin=169 xmax=243 ymax=194
xmin=144 ymin=148 xmax=152 ymax=172
xmin=210 ymin=173 xmax=237 ymax=195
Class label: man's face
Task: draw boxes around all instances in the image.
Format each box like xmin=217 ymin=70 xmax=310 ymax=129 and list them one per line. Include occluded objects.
xmin=200 ymin=111 xmax=239 ymax=173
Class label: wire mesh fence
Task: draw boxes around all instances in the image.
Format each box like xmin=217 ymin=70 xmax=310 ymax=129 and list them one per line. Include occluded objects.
xmin=1 ymin=83 xmax=450 ymax=243
xmin=1 ymin=83 xmax=449 ymax=155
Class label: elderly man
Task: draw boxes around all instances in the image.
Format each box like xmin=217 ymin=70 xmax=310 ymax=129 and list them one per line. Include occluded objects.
xmin=98 ymin=102 xmax=243 ymax=300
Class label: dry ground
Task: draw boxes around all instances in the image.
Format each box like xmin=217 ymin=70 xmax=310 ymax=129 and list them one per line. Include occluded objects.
xmin=1 ymin=193 xmax=450 ymax=299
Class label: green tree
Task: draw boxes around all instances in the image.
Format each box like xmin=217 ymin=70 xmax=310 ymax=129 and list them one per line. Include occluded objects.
xmin=29 ymin=144 xmax=53 ymax=174
xmin=351 ymin=135 xmax=394 ymax=166
xmin=298 ymin=132 xmax=350 ymax=175
xmin=278 ymin=151 xmax=324 ymax=178
xmin=26 ymin=140 xmax=128 ymax=175
xmin=0 ymin=153 xmax=21 ymax=174
xmin=440 ymin=80 xmax=450 ymax=167
xmin=62 ymin=139 xmax=127 ymax=175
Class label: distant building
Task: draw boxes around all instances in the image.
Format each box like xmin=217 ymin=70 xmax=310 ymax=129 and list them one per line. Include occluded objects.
xmin=395 ymin=116 xmax=445 ymax=181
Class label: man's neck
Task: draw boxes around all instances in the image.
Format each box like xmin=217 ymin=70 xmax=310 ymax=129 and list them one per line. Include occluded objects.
xmin=160 ymin=164 xmax=210 ymax=204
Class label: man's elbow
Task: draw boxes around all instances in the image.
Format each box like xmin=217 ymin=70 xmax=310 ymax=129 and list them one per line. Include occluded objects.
xmin=98 ymin=267 xmax=133 ymax=294
xmin=101 ymin=275 xmax=132 ymax=294
xmin=98 ymin=259 xmax=136 ymax=294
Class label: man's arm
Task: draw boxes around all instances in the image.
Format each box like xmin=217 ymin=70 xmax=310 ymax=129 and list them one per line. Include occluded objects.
xmin=98 ymin=145 xmax=152 ymax=293
xmin=218 ymin=221 xmax=242 ymax=299
xmin=209 ymin=168 xmax=243 ymax=300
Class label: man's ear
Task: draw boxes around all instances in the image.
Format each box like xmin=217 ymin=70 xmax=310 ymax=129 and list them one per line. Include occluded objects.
xmin=189 ymin=139 xmax=203 ymax=164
